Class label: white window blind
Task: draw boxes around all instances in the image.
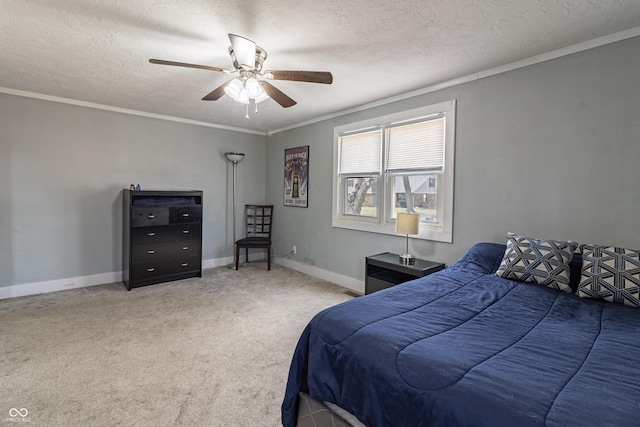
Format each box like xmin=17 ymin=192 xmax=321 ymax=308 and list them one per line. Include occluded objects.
xmin=339 ymin=130 xmax=382 ymax=174
xmin=386 ymin=117 xmax=445 ymax=171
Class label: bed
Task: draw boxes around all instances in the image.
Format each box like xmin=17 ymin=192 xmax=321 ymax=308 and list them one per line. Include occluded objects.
xmin=281 ymin=241 xmax=640 ymax=426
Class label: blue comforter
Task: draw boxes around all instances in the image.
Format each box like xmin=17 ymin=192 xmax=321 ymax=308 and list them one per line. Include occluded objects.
xmin=282 ymin=243 xmax=640 ymax=426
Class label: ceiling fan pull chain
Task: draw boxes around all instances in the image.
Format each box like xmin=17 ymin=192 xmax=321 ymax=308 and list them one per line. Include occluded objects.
xmin=245 ymin=103 xmax=249 ymax=119
xmin=255 ymin=100 xmax=259 ymax=115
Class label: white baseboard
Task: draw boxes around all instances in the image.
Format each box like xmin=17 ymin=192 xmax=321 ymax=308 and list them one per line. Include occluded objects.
xmin=0 ymin=253 xmax=267 ymax=300
xmin=202 ymin=256 xmax=235 ymax=269
xmin=206 ymin=254 xmax=364 ymax=293
xmin=0 ymin=254 xmax=363 ymax=300
xmin=203 ymin=252 xmax=267 ymax=269
xmin=0 ymin=271 xmax=122 ymax=300
xmin=274 ymin=257 xmax=364 ymax=294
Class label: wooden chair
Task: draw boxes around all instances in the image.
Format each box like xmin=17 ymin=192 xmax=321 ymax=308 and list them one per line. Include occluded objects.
xmin=234 ymin=205 xmax=273 ymax=270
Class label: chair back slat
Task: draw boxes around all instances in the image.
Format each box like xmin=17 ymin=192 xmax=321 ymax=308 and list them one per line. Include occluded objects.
xmin=245 ymin=205 xmax=273 ymax=239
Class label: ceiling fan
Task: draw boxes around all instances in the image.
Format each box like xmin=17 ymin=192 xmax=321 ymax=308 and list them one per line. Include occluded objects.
xmin=149 ymin=34 xmax=333 ymax=115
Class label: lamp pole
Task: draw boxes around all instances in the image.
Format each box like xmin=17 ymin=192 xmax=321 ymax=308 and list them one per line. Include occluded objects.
xmin=225 ymin=152 xmax=245 ymax=269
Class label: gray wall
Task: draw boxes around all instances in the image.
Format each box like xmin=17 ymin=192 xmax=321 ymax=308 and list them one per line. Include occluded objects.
xmin=3 ymin=35 xmax=639 ymax=291
xmin=0 ymin=94 xmax=265 ymax=286
xmin=265 ymin=36 xmax=640 ymax=286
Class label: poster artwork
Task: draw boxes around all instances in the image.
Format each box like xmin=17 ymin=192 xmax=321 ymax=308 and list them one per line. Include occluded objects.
xmin=284 ymin=146 xmax=309 ymax=207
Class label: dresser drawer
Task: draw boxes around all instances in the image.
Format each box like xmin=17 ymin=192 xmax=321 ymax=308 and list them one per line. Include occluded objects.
xmin=131 ymin=223 xmax=201 ymax=244
xmin=131 ymin=207 xmax=169 ymax=227
xmin=130 ymin=255 xmax=201 ymax=281
xmin=132 ymin=240 xmax=200 ymax=262
xmin=169 ymin=206 xmax=202 ymax=223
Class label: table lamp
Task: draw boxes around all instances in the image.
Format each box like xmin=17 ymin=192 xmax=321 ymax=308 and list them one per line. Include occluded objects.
xmin=396 ymin=212 xmax=420 ymax=265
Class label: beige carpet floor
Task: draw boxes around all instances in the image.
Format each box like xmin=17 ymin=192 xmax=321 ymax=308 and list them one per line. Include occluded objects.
xmin=0 ymin=263 xmax=355 ymax=426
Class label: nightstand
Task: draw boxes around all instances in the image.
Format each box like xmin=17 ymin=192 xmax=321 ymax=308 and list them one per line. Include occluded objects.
xmin=365 ymin=252 xmax=445 ymax=295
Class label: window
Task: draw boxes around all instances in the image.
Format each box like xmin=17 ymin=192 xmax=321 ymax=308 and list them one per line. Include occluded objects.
xmin=339 ymin=129 xmax=381 ymax=218
xmin=332 ymin=100 xmax=455 ymax=243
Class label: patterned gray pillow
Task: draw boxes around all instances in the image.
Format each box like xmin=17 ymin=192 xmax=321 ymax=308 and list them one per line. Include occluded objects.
xmin=578 ymin=245 xmax=640 ymax=307
xmin=496 ymin=232 xmax=576 ymax=292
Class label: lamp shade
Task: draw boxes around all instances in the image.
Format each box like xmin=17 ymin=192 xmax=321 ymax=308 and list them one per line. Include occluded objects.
xmin=396 ymin=213 xmax=419 ymax=235
xmin=225 ymin=152 xmax=245 ymax=163
xmin=224 ymin=79 xmax=244 ymax=99
xmin=245 ymin=78 xmax=262 ymax=98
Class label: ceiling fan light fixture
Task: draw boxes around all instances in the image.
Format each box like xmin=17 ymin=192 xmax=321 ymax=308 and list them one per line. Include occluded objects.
xmin=245 ymin=77 xmax=262 ymax=98
xmin=254 ymin=86 xmax=270 ymax=104
xmin=224 ymin=77 xmax=269 ymax=105
xmin=236 ymin=87 xmax=250 ymax=104
xmin=224 ymin=79 xmax=244 ymax=100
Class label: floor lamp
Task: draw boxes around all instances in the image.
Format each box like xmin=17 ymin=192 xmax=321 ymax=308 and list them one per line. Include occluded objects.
xmin=225 ymin=152 xmax=245 ymax=269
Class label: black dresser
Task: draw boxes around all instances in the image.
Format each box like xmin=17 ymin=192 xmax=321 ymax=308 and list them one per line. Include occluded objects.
xmin=122 ymin=190 xmax=203 ymax=290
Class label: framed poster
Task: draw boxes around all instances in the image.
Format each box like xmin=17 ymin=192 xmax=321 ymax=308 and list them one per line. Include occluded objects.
xmin=284 ymin=146 xmax=309 ymax=207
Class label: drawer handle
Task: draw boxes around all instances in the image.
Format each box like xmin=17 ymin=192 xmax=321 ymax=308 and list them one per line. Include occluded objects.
xmin=146 ymin=267 xmax=155 ymax=272
xmin=182 ymin=246 xmax=189 ymax=250
xmin=182 ymin=213 xmax=189 ymax=217
xmin=182 ymin=230 xmax=190 ymax=234
xmin=148 ymin=214 xmax=155 ymax=219
xmin=147 ymin=232 xmax=155 ymax=236
xmin=181 ymin=262 xmax=189 ymax=267
xmin=147 ymin=250 xmax=155 ymax=254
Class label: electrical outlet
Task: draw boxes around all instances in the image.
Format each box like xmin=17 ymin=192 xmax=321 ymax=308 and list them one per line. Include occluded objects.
xmin=292 ymin=245 xmax=297 ymax=254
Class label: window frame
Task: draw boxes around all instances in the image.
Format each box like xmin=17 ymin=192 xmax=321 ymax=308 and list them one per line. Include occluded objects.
xmin=332 ymin=100 xmax=456 ymax=243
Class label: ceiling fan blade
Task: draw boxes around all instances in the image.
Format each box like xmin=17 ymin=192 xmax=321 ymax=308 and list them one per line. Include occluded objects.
xmin=262 ymin=82 xmax=297 ymax=108
xmin=228 ymin=34 xmax=256 ymax=69
xmin=202 ymin=81 xmax=230 ymax=101
xmin=149 ymin=59 xmax=227 ymax=73
xmin=266 ymin=70 xmax=333 ymax=84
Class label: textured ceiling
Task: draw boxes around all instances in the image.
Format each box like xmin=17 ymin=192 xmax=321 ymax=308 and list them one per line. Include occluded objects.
xmin=1 ymin=0 xmax=640 ymax=134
